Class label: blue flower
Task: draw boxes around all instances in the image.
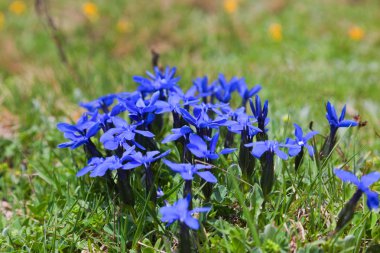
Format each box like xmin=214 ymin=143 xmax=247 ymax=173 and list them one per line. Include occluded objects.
xmin=163 ymin=159 xmax=217 ymax=183
xmin=179 ymin=107 xmax=230 ymax=131
xmin=249 ymin=95 xmax=269 ymax=133
xmin=245 ymin=140 xmax=288 ymax=160
xmin=122 ymin=150 xmax=171 ymax=169
xmin=228 ymin=111 xmax=262 ymax=138
xmin=79 ymin=94 xmax=116 ymax=113
xmin=100 ymin=117 xmax=154 ymax=150
xmin=215 ymin=74 xmax=241 ymax=103
xmin=155 ymin=93 xmax=183 ymax=115
xmin=326 ymin=101 xmax=358 ymax=132
xmin=57 ymin=120 xmax=100 ymax=149
xmin=77 ymin=144 xmax=136 ymax=177
xmin=159 ymin=195 xmax=211 ymax=230
xmin=237 ymin=81 xmax=261 ymax=106
xmin=162 ymin=126 xmax=194 ymax=144
xmin=191 ymin=76 xmax=217 ymax=102
xmin=186 ymin=133 xmax=236 ymax=160
xmin=286 ymin=124 xmax=318 ymax=157
xmin=133 ymin=66 xmax=180 ymax=94
xmin=334 ymin=169 xmax=380 ymax=210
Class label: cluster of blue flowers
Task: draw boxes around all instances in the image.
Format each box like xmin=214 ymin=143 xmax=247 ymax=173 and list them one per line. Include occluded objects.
xmin=57 ymin=66 xmax=378 ymax=239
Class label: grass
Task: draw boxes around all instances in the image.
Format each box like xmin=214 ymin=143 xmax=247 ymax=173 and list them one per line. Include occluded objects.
xmin=1 ymin=0 xmax=380 ymax=252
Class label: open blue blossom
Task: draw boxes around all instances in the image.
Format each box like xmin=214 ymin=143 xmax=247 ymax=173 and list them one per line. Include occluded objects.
xmin=77 ymin=145 xmax=136 ymax=177
xmin=163 ymin=159 xmax=216 ymax=183
xmin=249 ymin=95 xmax=269 ymax=133
xmin=155 ymin=93 xmax=183 ymax=115
xmin=80 ymin=94 xmax=116 ymax=113
xmin=162 ymin=126 xmax=194 ymax=144
xmin=159 ymin=195 xmax=211 ymax=230
xmin=286 ymin=124 xmax=318 ymax=157
xmin=100 ymin=117 xmax=154 ymax=150
xmin=215 ymin=74 xmax=240 ymax=103
xmin=133 ymin=66 xmax=180 ymax=95
xmin=245 ymin=140 xmax=289 ymax=160
xmin=179 ymin=107 xmax=229 ymax=131
xmin=189 ymin=76 xmax=218 ymax=104
xmin=186 ymin=133 xmax=236 ymax=160
xmin=326 ymin=101 xmax=358 ymax=133
xmin=334 ymin=169 xmax=380 ymax=210
xmin=122 ymin=150 xmax=171 ymax=170
xmin=228 ymin=111 xmax=262 ymax=137
xmin=57 ymin=121 xmax=100 ymax=149
xmin=237 ymin=81 xmax=261 ymax=106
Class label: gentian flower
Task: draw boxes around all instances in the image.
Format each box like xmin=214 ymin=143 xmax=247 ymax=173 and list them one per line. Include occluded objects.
xmin=321 ymin=101 xmax=358 ymax=159
xmin=246 ymin=140 xmax=290 ymax=197
xmin=228 ymin=111 xmax=261 ymax=183
xmin=77 ymin=144 xmax=136 ymax=177
xmin=122 ymin=150 xmax=171 ymax=170
xmin=326 ymin=101 xmax=358 ymax=133
xmin=163 ymin=159 xmax=217 ymax=183
xmin=287 ymin=124 xmax=318 ymax=157
xmin=334 ymin=169 xmax=380 ymax=232
xmin=109 ymin=91 xmax=141 ymax=116
xmin=286 ymin=124 xmax=318 ymax=171
xmin=123 ymin=149 xmax=171 ymax=199
xmin=179 ymin=107 xmax=229 ymax=133
xmin=133 ymin=66 xmax=180 ymax=97
xmin=237 ymin=81 xmax=261 ymax=107
xmin=215 ymin=74 xmax=240 ymax=103
xmin=162 ymin=126 xmax=194 ymax=144
xmin=80 ymin=94 xmax=116 ymax=113
xmin=77 ymin=155 xmax=128 ymax=177
xmin=186 ymin=133 xmax=236 ymax=161
xmin=100 ymin=117 xmax=154 ymax=150
xmin=159 ymin=194 xmax=211 ymax=230
xmin=191 ymin=76 xmax=218 ymax=103
xmin=228 ymin=111 xmax=261 ymax=138
xmin=245 ymin=140 xmax=289 ymax=160
xmin=334 ymin=169 xmax=380 ymax=210
xmin=249 ymin=95 xmax=269 ymax=141
xmin=57 ymin=121 xmax=100 ymax=149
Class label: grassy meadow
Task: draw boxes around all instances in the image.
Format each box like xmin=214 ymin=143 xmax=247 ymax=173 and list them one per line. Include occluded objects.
xmin=0 ymin=0 xmax=380 ymax=252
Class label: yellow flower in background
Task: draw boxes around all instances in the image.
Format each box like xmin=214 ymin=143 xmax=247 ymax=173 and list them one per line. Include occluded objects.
xmin=0 ymin=12 xmax=4 ymax=30
xmin=82 ymin=2 xmax=99 ymax=21
xmin=116 ymin=19 xmax=133 ymax=34
xmin=9 ymin=1 xmax=26 ymax=15
xmin=269 ymin=23 xmax=282 ymax=42
xmin=282 ymin=114 xmax=291 ymax=123
xmin=223 ymin=0 xmax=238 ymax=14
xmin=348 ymin=26 xmax=364 ymax=41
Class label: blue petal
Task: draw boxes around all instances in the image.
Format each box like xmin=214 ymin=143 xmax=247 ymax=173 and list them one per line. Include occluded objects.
xmin=251 ymin=142 xmax=268 ymax=158
xmin=338 ymin=120 xmax=358 ymax=128
xmin=293 ymin=123 xmax=303 ymax=140
xmin=162 ymin=134 xmax=182 ymax=143
xmin=305 ymin=144 xmax=315 ymax=157
xmin=288 ymin=146 xmax=301 ymax=157
xmin=334 ymin=169 xmax=360 ymax=185
xmin=274 ymin=147 xmax=288 ymax=160
xmin=339 ymin=105 xmax=346 ymax=122
xmin=365 ymin=190 xmax=379 ymax=210
xmin=134 ymin=130 xmax=155 ymax=138
xmin=184 ymin=216 xmax=200 ymax=230
xmin=188 ymin=134 xmax=207 ymax=153
xmin=197 ymin=171 xmax=217 ymax=183
xmin=210 ymin=132 xmax=219 ymax=154
xmin=220 ymin=148 xmax=237 ymax=155
xmin=360 ymin=172 xmax=380 ymax=188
